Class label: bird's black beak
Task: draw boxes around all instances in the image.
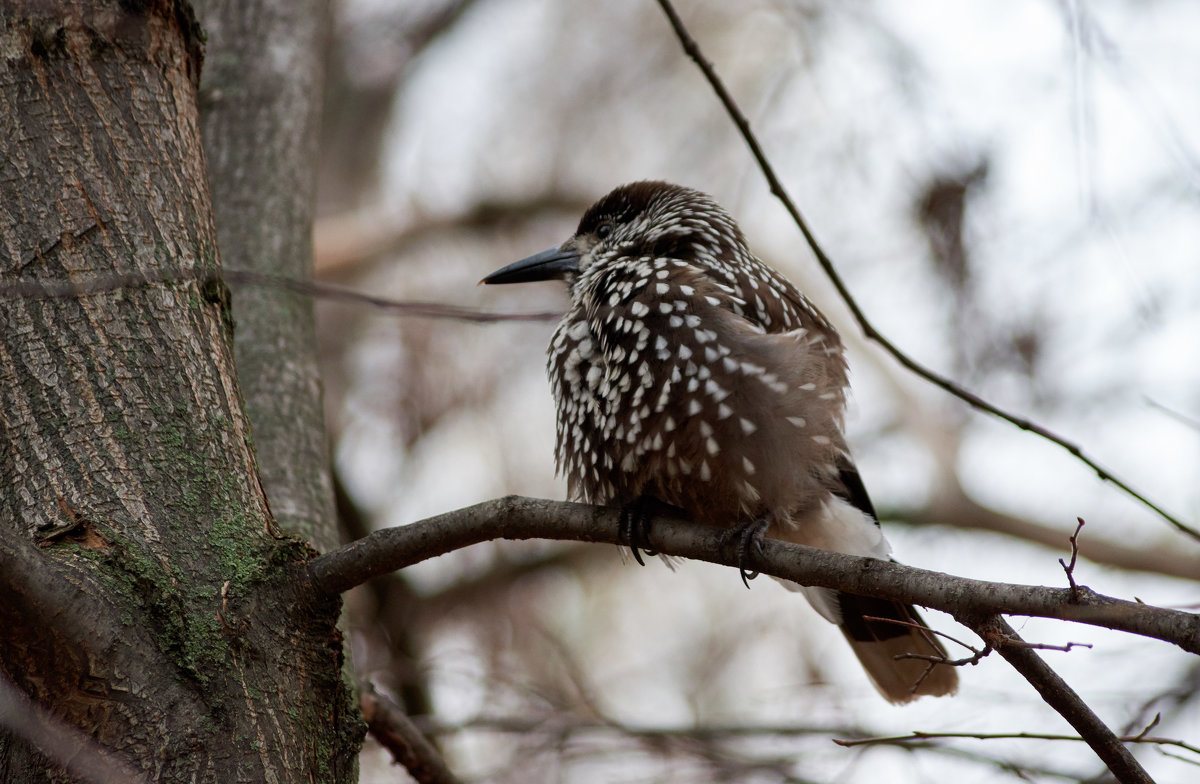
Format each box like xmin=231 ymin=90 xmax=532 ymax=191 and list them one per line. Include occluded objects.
xmin=480 ymin=246 xmax=579 ymax=285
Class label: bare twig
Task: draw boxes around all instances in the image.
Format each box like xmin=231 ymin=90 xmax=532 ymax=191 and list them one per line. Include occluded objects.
xmin=1008 ymin=639 xmax=1093 ymax=653
xmin=861 ymin=615 xmax=992 ymax=666
xmin=0 ymin=269 xmax=560 ymax=324
xmin=651 ymin=0 xmax=1198 ymax=544
xmin=305 ymin=496 xmax=1200 ymax=654
xmin=1060 ymin=518 xmax=1087 ymax=600
xmin=361 ymin=686 xmax=462 ymax=784
xmin=835 ymin=728 xmax=1200 ymax=758
xmin=961 ymin=614 xmax=1152 ymax=784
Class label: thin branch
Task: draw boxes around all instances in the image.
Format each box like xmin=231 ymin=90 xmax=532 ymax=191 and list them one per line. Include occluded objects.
xmin=0 ymin=269 xmax=559 ymax=323
xmin=836 ymin=729 xmax=1200 ymax=758
xmin=651 ymin=0 xmax=1198 ymax=544
xmin=1009 ymin=639 xmax=1093 ymax=653
xmin=962 ymin=614 xmax=1152 ymax=784
xmin=1145 ymin=397 xmax=1200 ymax=433
xmin=422 ymin=714 xmax=861 ymax=741
xmin=416 ymin=714 xmax=1097 ymax=780
xmin=361 ymin=687 xmax=462 ymax=784
xmin=860 ymin=615 xmax=993 ymax=666
xmin=306 ymin=496 xmax=1200 ymax=654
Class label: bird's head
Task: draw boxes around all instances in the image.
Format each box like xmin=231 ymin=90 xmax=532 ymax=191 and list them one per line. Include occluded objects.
xmin=481 ymin=181 xmax=750 ymax=289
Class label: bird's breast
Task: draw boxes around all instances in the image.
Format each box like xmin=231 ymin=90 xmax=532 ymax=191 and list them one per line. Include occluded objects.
xmin=547 ymin=278 xmax=847 ymax=527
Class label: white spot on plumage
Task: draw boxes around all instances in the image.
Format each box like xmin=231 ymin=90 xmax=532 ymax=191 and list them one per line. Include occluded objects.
xmin=739 ymin=417 xmax=757 ymax=435
xmin=704 ymin=380 xmax=729 ymax=402
xmin=740 ymin=361 xmax=763 ymax=376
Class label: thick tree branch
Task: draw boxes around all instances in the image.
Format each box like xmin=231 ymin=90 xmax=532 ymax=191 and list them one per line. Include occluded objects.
xmin=307 ymin=496 xmax=1200 ymax=654
xmin=651 ymin=0 xmax=1198 ymax=544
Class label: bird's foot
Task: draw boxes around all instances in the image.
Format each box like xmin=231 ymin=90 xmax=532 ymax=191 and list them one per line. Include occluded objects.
xmin=618 ymin=498 xmax=658 ymax=566
xmin=727 ymin=518 xmax=770 ymax=589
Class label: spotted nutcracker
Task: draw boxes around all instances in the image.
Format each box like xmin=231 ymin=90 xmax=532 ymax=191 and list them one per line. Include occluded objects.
xmin=482 ymin=181 xmax=957 ymax=702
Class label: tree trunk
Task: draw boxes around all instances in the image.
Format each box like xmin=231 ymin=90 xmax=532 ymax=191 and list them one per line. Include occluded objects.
xmin=0 ymin=1 xmax=361 ymax=780
xmin=194 ymin=0 xmax=339 ymax=553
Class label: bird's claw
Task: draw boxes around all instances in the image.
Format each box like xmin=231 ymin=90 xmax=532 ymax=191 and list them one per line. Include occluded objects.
xmin=618 ymin=500 xmax=657 ymax=566
xmin=731 ymin=518 xmax=770 ymax=589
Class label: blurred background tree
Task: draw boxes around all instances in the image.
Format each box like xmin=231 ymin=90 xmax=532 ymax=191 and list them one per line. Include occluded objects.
xmin=311 ymin=1 xmax=1200 ymax=780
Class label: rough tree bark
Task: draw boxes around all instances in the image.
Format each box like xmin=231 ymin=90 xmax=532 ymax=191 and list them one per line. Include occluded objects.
xmin=193 ymin=0 xmax=338 ymax=553
xmin=0 ymin=1 xmax=361 ymax=781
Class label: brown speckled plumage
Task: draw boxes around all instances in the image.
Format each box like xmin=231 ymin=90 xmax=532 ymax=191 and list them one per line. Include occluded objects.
xmin=484 ymin=182 xmax=957 ymax=702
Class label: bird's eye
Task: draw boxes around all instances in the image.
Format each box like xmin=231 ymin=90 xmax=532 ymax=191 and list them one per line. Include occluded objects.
xmin=596 ymin=223 xmax=613 ymax=240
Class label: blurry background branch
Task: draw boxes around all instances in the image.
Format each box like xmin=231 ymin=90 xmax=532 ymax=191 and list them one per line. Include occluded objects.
xmin=0 ymin=672 xmax=146 ymax=784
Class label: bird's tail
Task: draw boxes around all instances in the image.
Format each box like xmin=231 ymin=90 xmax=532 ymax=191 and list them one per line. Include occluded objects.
xmin=773 ymin=495 xmax=959 ymax=702
xmin=833 ymin=592 xmax=958 ymax=703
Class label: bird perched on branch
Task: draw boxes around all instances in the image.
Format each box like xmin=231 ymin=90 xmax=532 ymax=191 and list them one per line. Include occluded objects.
xmin=482 ymin=181 xmax=957 ymax=702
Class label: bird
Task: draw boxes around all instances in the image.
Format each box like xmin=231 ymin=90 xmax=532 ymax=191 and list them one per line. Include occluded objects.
xmin=482 ymin=181 xmax=958 ymax=702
